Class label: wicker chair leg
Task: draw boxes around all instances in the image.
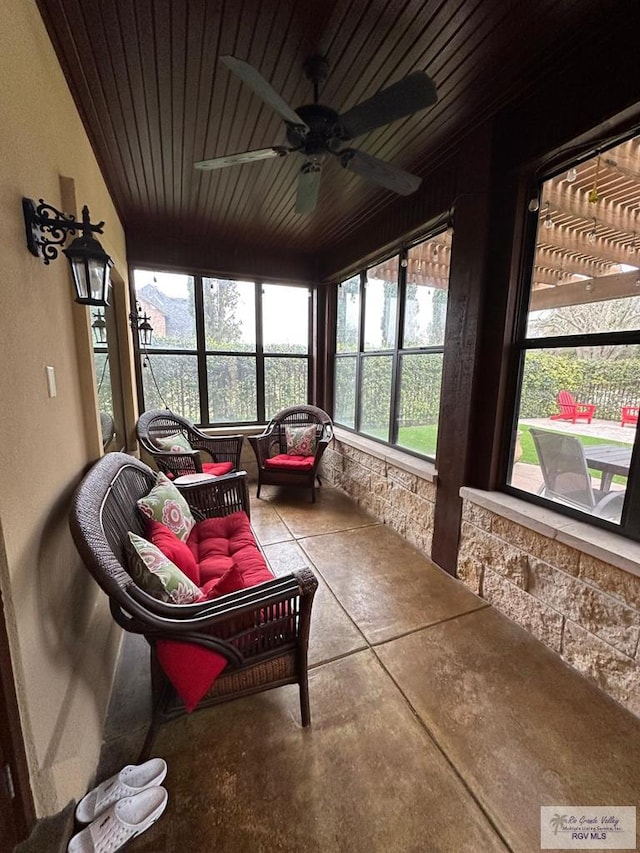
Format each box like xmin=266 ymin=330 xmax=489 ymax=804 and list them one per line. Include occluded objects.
xmin=299 ymin=678 xmax=311 ymax=727
xmin=256 ymin=482 xmax=262 ymax=499
xmin=136 ymin=679 xmax=170 ymax=763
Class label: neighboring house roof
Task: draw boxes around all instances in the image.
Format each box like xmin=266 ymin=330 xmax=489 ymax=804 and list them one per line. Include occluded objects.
xmin=137 ymin=283 xmax=193 ymax=341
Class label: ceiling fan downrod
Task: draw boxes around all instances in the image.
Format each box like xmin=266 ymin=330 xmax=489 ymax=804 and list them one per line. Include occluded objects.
xmin=303 ymin=55 xmax=329 ymax=104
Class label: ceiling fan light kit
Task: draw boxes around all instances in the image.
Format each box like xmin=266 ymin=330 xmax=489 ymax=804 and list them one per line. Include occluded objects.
xmin=195 ymin=55 xmax=438 ymax=213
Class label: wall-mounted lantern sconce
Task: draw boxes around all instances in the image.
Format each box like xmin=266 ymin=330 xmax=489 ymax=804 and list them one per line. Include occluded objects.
xmin=22 ymin=197 xmax=113 ymax=306
xmin=91 ymin=309 xmax=107 ymax=345
xmin=129 ymin=304 xmax=154 ymax=347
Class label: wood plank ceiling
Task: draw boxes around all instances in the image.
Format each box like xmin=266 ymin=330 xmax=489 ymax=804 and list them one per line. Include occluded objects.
xmin=36 ymin=0 xmax=626 ymax=272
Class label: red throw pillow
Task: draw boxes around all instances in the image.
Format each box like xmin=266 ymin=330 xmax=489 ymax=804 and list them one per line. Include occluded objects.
xmin=156 ymin=640 xmax=227 ymax=713
xmin=147 ymin=519 xmax=200 ymax=585
xmin=202 ymin=461 xmax=234 ymax=476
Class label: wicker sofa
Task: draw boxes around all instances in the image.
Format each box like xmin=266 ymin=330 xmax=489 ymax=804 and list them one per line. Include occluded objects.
xmin=69 ymin=452 xmax=318 ymax=746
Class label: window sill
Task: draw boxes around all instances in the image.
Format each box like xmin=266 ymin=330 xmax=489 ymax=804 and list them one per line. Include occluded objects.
xmin=333 ymin=427 xmax=438 ymax=482
xmin=460 ymin=486 xmax=640 ymax=579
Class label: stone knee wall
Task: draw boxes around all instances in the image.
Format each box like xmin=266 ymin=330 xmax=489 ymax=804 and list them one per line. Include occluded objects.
xmin=319 ymin=440 xmax=437 ymax=555
xmin=457 ymin=499 xmax=640 ymax=718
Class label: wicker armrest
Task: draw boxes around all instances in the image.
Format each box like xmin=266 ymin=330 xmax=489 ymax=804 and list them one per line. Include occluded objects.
xmin=186 ymin=430 xmax=244 ymax=467
xmin=248 ymin=431 xmax=280 ymax=463
xmin=152 ymin=448 xmax=203 ymax=477
xmin=116 ymin=569 xmax=318 ymax=666
xmin=175 ymin=470 xmax=250 ymax=518
xmin=125 ymin=569 xmax=315 ymax=624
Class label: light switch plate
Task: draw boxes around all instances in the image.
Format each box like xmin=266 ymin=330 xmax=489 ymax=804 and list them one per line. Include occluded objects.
xmin=46 ymin=366 xmax=57 ymax=398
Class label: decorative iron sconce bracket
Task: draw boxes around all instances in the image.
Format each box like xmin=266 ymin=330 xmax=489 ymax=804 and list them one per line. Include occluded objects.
xmin=22 ymin=197 xmax=113 ymax=305
xmin=23 ymin=198 xmax=104 ymax=264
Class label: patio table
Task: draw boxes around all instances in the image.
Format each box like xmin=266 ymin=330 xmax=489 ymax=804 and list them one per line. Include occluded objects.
xmin=583 ymin=444 xmax=632 ymax=491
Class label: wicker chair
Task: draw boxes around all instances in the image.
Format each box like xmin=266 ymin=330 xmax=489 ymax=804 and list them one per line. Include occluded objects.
xmin=69 ymin=452 xmax=318 ymax=750
xmin=248 ymin=405 xmax=333 ymax=502
xmin=100 ymin=411 xmax=116 ymax=451
xmin=136 ymin=409 xmax=243 ymax=480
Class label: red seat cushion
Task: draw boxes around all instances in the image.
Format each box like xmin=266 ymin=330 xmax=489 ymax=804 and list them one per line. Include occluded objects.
xmin=202 ymin=461 xmax=233 ymax=476
xmin=165 ymin=461 xmax=233 ymax=480
xmin=199 ymin=565 xmax=245 ymax=599
xmin=151 ymin=511 xmax=274 ymax=713
xmin=264 ymin=453 xmax=315 ymax=470
xmin=187 ymin=513 xmax=273 ymax=587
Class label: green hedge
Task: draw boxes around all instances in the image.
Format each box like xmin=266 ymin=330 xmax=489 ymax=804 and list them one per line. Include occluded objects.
xmin=520 ymin=352 xmax=640 ymax=420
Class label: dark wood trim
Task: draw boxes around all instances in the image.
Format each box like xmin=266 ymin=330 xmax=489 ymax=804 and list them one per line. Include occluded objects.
xmin=0 ymin=588 xmax=35 ymax=844
xmin=465 ymin=170 xmax=530 ymax=491
xmin=322 ymin=282 xmax=337 ymax=416
xmin=127 ymin=230 xmax=316 ymax=285
xmin=431 ymin=124 xmax=494 ymax=574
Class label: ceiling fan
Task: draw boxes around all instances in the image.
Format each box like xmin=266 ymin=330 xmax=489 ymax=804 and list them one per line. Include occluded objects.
xmin=195 ymin=55 xmax=438 ymax=214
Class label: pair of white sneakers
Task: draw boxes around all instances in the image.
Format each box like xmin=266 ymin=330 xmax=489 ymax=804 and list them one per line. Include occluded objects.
xmin=68 ymin=758 xmax=168 ymax=852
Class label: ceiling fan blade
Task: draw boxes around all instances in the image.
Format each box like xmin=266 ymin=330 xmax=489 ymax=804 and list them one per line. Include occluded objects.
xmin=296 ymin=162 xmax=322 ymax=214
xmin=220 ymin=56 xmax=309 ymax=131
xmin=339 ymin=71 xmax=437 ymax=139
xmin=340 ymin=149 xmax=421 ymax=195
xmin=195 ymin=146 xmax=289 ymax=171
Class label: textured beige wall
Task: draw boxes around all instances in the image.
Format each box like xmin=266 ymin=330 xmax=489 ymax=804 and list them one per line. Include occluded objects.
xmin=0 ymin=0 xmax=129 ymax=816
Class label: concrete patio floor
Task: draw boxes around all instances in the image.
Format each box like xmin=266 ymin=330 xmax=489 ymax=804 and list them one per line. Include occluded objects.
xmin=81 ymin=484 xmax=640 ymax=853
xmin=520 ymin=417 xmax=636 ymax=444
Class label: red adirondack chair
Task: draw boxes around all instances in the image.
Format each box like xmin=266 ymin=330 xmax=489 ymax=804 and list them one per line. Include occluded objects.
xmin=550 ymin=390 xmax=597 ymax=424
xmin=621 ymin=405 xmax=639 ymax=427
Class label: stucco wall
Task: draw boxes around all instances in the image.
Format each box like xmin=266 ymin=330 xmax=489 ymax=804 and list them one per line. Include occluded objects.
xmin=0 ymin=0 xmax=129 ymax=816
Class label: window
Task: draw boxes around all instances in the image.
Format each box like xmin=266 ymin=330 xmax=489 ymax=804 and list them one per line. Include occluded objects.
xmin=506 ymin=135 xmax=640 ymax=538
xmin=133 ymin=270 xmax=311 ymax=425
xmin=334 ymin=230 xmax=452 ymax=460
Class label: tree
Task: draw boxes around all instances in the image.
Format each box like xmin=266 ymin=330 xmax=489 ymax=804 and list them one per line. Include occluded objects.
xmin=528 ymin=296 xmax=640 ymax=360
xmin=203 ymin=278 xmax=248 ymax=350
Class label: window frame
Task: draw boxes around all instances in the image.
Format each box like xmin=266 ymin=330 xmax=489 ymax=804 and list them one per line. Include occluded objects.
xmin=131 ymin=269 xmax=313 ymax=427
xmin=502 ymin=151 xmax=640 ymax=541
xmin=333 ymin=229 xmax=451 ymax=462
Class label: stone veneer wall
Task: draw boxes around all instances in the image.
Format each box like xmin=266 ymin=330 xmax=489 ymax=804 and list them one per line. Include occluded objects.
xmin=319 ymin=438 xmax=437 ymax=557
xmin=457 ymin=498 xmax=640 ymax=718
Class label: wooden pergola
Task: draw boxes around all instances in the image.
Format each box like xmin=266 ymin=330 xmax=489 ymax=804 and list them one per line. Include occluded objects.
xmin=531 ymin=136 xmax=640 ymax=310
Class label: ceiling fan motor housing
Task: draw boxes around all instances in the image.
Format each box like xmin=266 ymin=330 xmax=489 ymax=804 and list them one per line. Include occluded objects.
xmin=286 ymin=104 xmax=344 ymax=154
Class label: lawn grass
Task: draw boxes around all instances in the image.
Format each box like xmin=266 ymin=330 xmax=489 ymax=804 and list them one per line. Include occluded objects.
xmin=397 ymin=424 xmax=438 ymax=456
xmin=516 ymin=423 xmax=631 ymax=466
xmin=364 ymin=422 xmax=630 ymax=484
xmin=362 ymin=424 xmax=439 ymax=456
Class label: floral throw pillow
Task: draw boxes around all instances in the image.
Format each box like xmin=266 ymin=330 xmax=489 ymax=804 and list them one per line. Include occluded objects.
xmin=155 ymin=433 xmax=193 ymax=453
xmin=285 ymin=425 xmax=318 ymax=457
xmin=137 ymin=472 xmax=195 ymax=542
xmin=127 ymin=532 xmax=201 ymax=604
